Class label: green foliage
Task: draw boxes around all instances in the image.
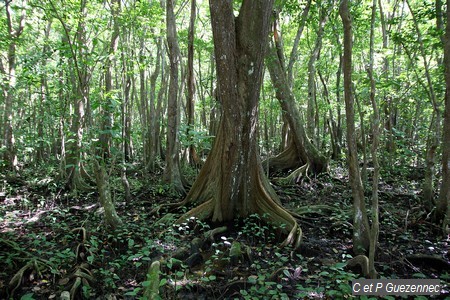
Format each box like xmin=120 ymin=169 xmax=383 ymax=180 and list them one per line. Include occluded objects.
xmin=295 ymin=261 xmax=357 ymax=298
xmin=1 ymin=0 xmax=448 ymax=298
xmin=241 ymin=275 xmax=289 ymax=300
xmin=179 ymin=124 xmax=214 ymax=153
xmin=20 ymin=293 xmax=35 ymax=300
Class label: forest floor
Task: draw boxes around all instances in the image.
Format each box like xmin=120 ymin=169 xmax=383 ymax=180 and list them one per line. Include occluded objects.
xmin=1 ymin=163 xmax=449 ymax=299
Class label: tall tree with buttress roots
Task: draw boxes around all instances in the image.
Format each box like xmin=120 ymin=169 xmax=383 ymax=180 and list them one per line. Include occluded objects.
xmin=176 ymin=0 xmax=302 ymax=248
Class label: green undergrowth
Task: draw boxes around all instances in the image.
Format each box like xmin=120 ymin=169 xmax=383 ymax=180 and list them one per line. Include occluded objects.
xmin=1 ymin=167 xmax=449 ymax=299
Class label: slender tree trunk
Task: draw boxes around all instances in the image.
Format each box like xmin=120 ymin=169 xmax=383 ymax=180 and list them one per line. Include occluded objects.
xmin=286 ymin=0 xmax=311 ymax=89
xmin=121 ymin=38 xmax=133 ymax=162
xmin=120 ymin=35 xmax=133 ymax=204
xmin=36 ymin=20 xmax=52 ymax=163
xmin=50 ymin=0 xmax=91 ymax=190
xmin=147 ymin=37 xmax=162 ymax=170
xmin=436 ymin=0 xmax=450 ymax=226
xmin=179 ymin=0 xmax=301 ymax=248
xmin=367 ymin=0 xmax=380 ymax=279
xmin=379 ymin=0 xmax=396 ymax=164
xmin=340 ymin=0 xmax=371 ymax=254
xmin=1 ymin=1 xmax=25 ymax=170
xmin=318 ymin=70 xmax=340 ymax=160
xmin=264 ymin=10 xmax=327 ymax=175
xmin=198 ymin=51 xmax=207 ymax=129
xmin=164 ymin=0 xmax=185 ymax=194
xmin=100 ymin=0 xmax=121 ymax=160
xmin=355 ymin=90 xmax=368 ymax=182
xmin=406 ymin=0 xmax=441 ymax=208
xmin=93 ymin=160 xmax=122 ymax=229
xmin=266 ymin=45 xmax=327 ymax=175
xmin=208 ymin=56 xmax=219 ymax=139
xmin=307 ymin=6 xmax=330 ymax=145
xmin=334 ymin=33 xmax=344 ymax=159
xmin=138 ymin=35 xmax=149 ymax=166
xmin=186 ymin=0 xmax=199 ymax=166
xmin=155 ymin=63 xmax=168 ymax=161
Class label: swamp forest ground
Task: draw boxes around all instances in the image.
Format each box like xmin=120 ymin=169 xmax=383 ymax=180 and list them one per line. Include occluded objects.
xmin=0 ymin=163 xmax=449 ymax=299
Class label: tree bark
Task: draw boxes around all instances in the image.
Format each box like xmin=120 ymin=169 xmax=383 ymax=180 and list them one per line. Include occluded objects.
xmin=286 ymin=0 xmax=311 ymax=89
xmin=1 ymin=1 xmax=25 ymax=170
xmin=100 ymin=0 xmax=121 ymax=160
xmin=93 ymin=160 xmax=122 ymax=229
xmin=318 ymin=70 xmax=340 ymax=160
xmin=50 ymin=0 xmax=91 ymax=191
xmin=179 ymin=0 xmax=301 ymax=248
xmin=307 ymin=6 xmax=330 ymax=145
xmin=265 ymin=44 xmax=327 ymax=175
xmin=367 ymin=0 xmax=380 ymax=279
xmin=264 ymin=9 xmax=327 ymax=175
xmin=147 ymin=37 xmax=162 ymax=170
xmin=36 ymin=20 xmax=53 ymax=163
xmin=406 ymin=0 xmax=441 ymax=209
xmin=164 ymin=0 xmax=185 ymax=195
xmin=436 ymin=0 xmax=450 ymax=227
xmin=340 ymin=0 xmax=371 ymax=254
xmin=186 ymin=0 xmax=200 ymax=166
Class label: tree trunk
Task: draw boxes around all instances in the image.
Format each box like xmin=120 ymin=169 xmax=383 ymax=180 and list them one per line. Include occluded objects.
xmin=340 ymin=0 xmax=371 ymax=254
xmin=1 ymin=1 xmax=25 ymax=170
xmin=367 ymin=0 xmax=380 ymax=279
xmin=436 ymin=0 xmax=450 ymax=227
xmin=179 ymin=0 xmax=301 ymax=248
xmin=355 ymin=90 xmax=368 ymax=182
xmin=36 ymin=20 xmax=52 ymax=164
xmin=164 ymin=0 xmax=185 ymax=195
xmin=286 ymin=0 xmax=311 ymax=89
xmin=147 ymin=37 xmax=162 ymax=170
xmin=265 ymin=44 xmax=327 ymax=174
xmin=264 ymin=10 xmax=328 ymax=174
xmin=318 ymin=70 xmax=340 ymax=160
xmin=121 ymin=50 xmax=133 ymax=162
xmin=100 ymin=0 xmax=121 ymax=160
xmin=93 ymin=160 xmax=122 ymax=229
xmin=155 ymin=63 xmax=168 ymax=161
xmin=307 ymin=6 xmax=330 ymax=146
xmin=186 ymin=0 xmax=200 ymax=167
xmin=406 ymin=0 xmax=441 ymax=209
xmin=51 ymin=0 xmax=91 ymax=191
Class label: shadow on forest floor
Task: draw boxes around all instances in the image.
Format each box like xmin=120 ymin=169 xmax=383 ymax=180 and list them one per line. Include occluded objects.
xmin=0 ymin=165 xmax=449 ymax=299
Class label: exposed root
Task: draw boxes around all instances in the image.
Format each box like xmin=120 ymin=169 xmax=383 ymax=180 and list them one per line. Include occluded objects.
xmin=262 ymin=141 xmax=303 ymax=174
xmin=346 ymin=255 xmax=369 ymax=277
xmin=9 ymin=261 xmax=33 ymax=295
xmin=71 ymin=227 xmax=87 ymax=243
xmin=276 ymin=164 xmax=309 ymax=185
xmin=176 ymin=199 xmax=213 ymax=224
xmin=149 ymin=200 xmax=186 ymax=217
xmin=9 ymin=258 xmax=52 ymax=296
xmin=204 ymin=226 xmax=228 ymax=242
xmin=65 ymin=166 xmax=94 ymax=193
xmin=253 ymin=175 xmax=302 ymax=249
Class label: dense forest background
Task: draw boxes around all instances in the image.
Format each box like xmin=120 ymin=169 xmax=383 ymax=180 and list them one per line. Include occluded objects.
xmin=1 ymin=0 xmax=450 ymax=299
